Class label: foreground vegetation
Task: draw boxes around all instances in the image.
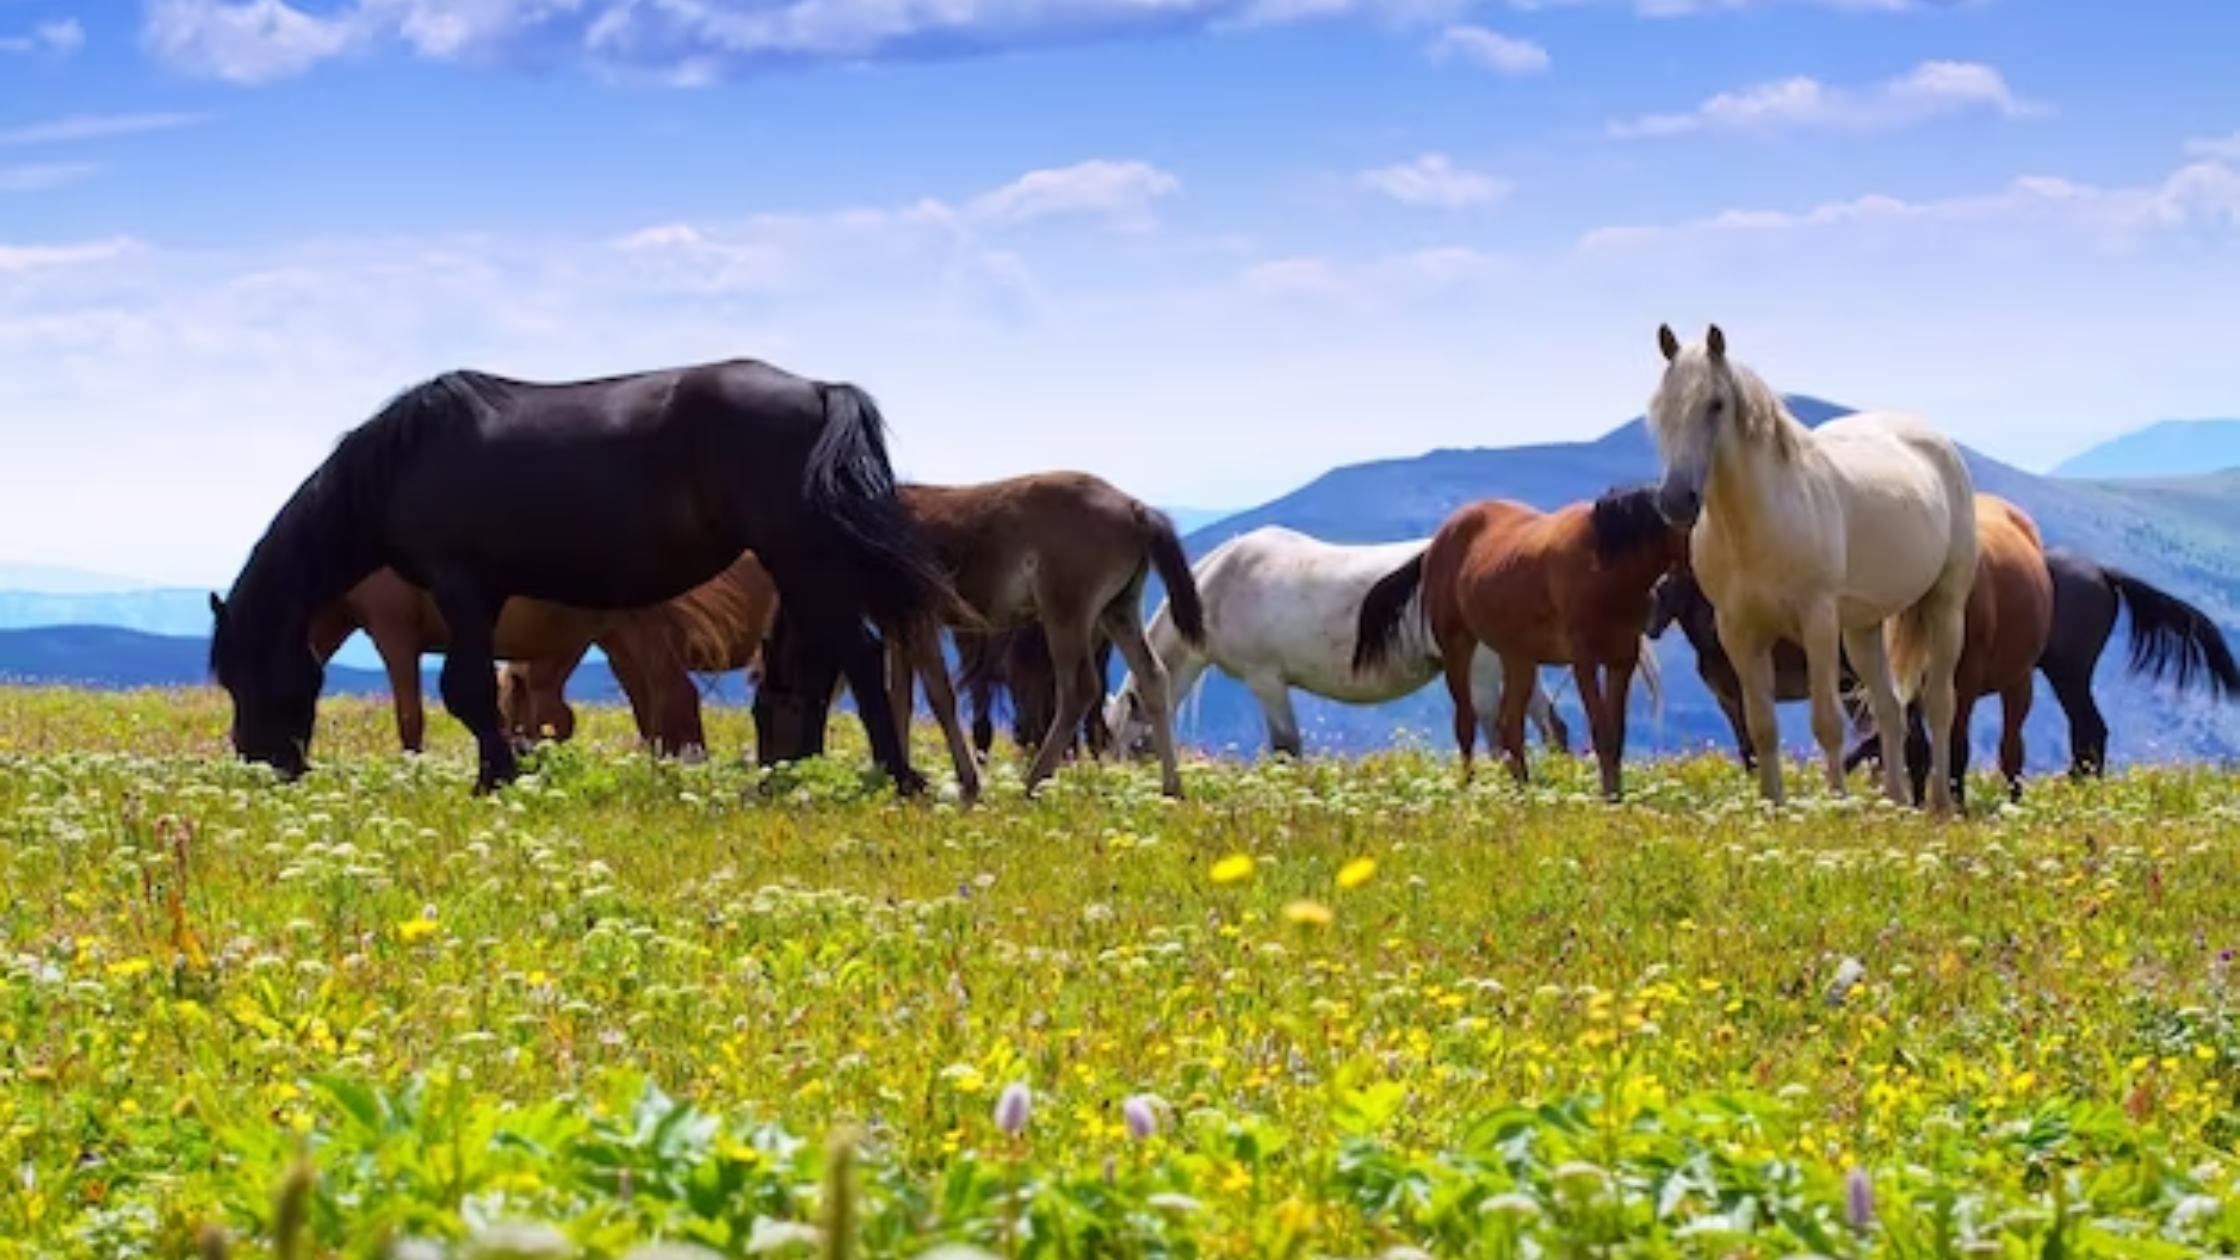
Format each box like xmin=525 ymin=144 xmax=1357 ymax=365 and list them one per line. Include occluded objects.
xmin=5 ymin=685 xmax=2240 ymax=1260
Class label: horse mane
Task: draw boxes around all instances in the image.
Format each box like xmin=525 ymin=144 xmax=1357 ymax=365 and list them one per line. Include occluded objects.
xmin=1652 ymin=348 xmax=1804 ymax=465
xmin=210 ymin=372 xmax=506 ymax=672
xmin=1587 ymin=483 xmax=1676 ymax=562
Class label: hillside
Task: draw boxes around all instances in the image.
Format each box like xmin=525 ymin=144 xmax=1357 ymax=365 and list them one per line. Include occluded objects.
xmin=2051 ymin=418 xmax=2240 ymax=479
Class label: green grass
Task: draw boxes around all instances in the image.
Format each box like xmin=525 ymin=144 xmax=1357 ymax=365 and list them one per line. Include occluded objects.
xmin=6 ymin=685 xmax=2240 ymax=1260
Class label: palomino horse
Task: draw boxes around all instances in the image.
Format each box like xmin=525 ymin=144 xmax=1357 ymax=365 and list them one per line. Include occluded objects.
xmin=207 ymin=359 xmax=966 ymax=797
xmin=1643 ymin=323 xmax=1979 ymax=815
xmin=953 ymin=626 xmax=1116 ymax=764
xmin=1102 ymin=525 xmax=1573 ymax=761
xmin=866 ymin=472 xmax=1207 ymax=802
xmin=494 ymin=551 xmax=780 ymax=758
xmin=1352 ymin=486 xmax=1682 ymax=801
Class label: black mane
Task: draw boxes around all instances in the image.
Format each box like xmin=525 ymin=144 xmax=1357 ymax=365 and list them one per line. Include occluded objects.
xmin=209 ymin=373 xmax=493 ymax=673
xmin=1588 ymin=482 xmax=1673 ymax=561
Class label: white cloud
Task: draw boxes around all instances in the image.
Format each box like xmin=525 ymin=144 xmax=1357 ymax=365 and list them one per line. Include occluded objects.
xmin=966 ymin=160 xmax=1181 ymax=230
xmin=1609 ymin=60 xmax=2040 ymax=139
xmin=0 ymin=164 xmax=99 ymax=193
xmin=0 ymin=238 xmax=145 ymax=272
xmin=1358 ymin=153 xmax=1510 ymax=209
xmin=2185 ymin=133 xmax=2240 ymax=163
xmin=143 ymin=0 xmax=362 ymax=84
xmin=0 ymin=114 xmax=213 ymax=147
xmin=1425 ymin=24 xmax=1549 ymax=74
xmin=0 ymin=18 xmax=83 ymax=56
xmin=1578 ymin=144 xmax=2240 ymax=252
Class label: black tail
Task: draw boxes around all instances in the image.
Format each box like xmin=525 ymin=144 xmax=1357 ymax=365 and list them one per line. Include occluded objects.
xmin=1352 ymin=552 xmax=1426 ymax=675
xmin=2105 ymin=566 xmax=2240 ymax=701
xmin=804 ymin=382 xmax=971 ymax=634
xmin=1140 ymin=506 xmax=1208 ymax=648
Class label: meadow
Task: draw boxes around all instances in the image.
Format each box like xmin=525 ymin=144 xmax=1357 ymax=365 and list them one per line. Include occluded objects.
xmin=6 ymin=686 xmax=2240 ymax=1260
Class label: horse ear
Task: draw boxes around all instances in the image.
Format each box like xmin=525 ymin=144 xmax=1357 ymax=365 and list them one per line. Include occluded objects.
xmin=207 ymin=591 xmax=226 ymax=622
xmin=1705 ymin=324 xmax=1726 ymax=360
xmin=1657 ymin=324 xmax=1680 ymax=362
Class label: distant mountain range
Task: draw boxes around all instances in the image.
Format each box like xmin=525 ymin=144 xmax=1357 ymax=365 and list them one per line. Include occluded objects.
xmin=2051 ymin=419 xmax=2240 ymax=479
xmin=5 ymin=437 xmax=2240 ymax=773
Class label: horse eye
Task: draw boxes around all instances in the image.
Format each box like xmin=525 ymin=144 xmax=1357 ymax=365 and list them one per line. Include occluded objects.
xmin=1708 ymin=397 xmax=1726 ymax=415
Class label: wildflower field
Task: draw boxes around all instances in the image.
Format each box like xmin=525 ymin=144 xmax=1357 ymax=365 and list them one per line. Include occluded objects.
xmin=8 ymin=685 xmax=2240 ymax=1260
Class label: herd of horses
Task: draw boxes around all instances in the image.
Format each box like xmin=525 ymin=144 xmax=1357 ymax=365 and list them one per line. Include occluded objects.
xmin=202 ymin=326 xmax=2240 ymax=818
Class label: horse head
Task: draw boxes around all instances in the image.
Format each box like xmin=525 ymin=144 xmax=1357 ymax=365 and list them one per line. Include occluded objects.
xmin=208 ymin=590 xmax=321 ymax=780
xmin=1645 ymin=321 xmax=1736 ymax=528
xmin=1102 ymin=686 xmax=1159 ymax=761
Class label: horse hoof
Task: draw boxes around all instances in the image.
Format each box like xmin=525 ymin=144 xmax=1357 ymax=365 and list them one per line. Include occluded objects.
xmin=892 ymin=769 xmax=929 ymax=798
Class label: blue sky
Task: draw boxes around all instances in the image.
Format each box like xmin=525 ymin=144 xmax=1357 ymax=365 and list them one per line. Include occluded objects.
xmin=2 ymin=0 xmax=2236 ymax=587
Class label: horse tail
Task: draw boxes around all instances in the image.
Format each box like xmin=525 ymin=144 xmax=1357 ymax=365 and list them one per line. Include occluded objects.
xmin=1138 ymin=505 xmax=1207 ymax=649
xmin=1635 ymin=632 xmax=1665 ymax=723
xmin=1883 ymin=602 xmax=1935 ymax=707
xmin=805 ymin=382 xmax=974 ymax=635
xmin=1352 ymin=552 xmax=1426 ymax=675
xmin=2104 ymin=566 xmax=2240 ymax=701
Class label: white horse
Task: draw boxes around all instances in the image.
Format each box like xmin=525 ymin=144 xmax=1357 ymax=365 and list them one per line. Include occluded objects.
xmin=1101 ymin=526 xmax=1575 ymax=759
xmin=1644 ymin=323 xmax=1979 ymax=815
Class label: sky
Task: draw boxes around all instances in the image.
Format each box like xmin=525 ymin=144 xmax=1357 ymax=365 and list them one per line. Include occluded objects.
xmin=1 ymin=0 xmax=2237 ymax=588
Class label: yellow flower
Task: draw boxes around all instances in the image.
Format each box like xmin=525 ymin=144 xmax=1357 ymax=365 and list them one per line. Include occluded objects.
xmin=1282 ymin=899 xmax=1334 ymax=928
xmin=1209 ymin=854 xmax=1255 ymax=884
xmin=1336 ymin=857 xmax=1377 ymax=890
xmin=396 ymin=918 xmax=438 ymax=945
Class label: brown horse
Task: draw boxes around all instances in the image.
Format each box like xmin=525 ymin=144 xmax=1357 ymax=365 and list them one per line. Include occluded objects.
xmin=953 ymin=625 xmax=1117 ymax=764
xmin=494 ymin=551 xmax=780 ymax=758
xmin=1352 ymin=485 xmax=1683 ymax=801
xmin=308 ymin=556 xmax=759 ymax=759
xmin=883 ymin=473 xmax=1206 ymax=802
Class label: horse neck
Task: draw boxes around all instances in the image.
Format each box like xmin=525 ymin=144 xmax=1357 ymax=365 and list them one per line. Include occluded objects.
xmin=1703 ymin=440 xmax=1794 ymax=554
xmin=1141 ymin=601 xmax=1207 ymax=695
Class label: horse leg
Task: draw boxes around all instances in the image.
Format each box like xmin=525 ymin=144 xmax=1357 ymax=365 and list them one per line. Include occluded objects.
xmin=1440 ymin=641 xmax=1481 ymax=783
xmin=1099 ymin=610 xmax=1186 ymax=799
xmin=2046 ymin=668 xmax=2107 ymax=780
xmin=1941 ymin=694 xmax=1980 ymax=809
xmin=1494 ymin=656 xmax=1537 ymax=787
xmin=1998 ymin=678 xmax=2031 ymax=802
xmin=377 ymin=638 xmax=426 ymax=755
xmin=1716 ymin=619 xmax=1785 ymax=804
xmin=1580 ymin=656 xmax=1633 ymax=802
xmin=910 ymin=627 xmax=982 ymax=803
xmin=427 ymin=585 xmax=516 ymax=794
xmin=1023 ymin=618 xmax=1099 ymax=797
xmin=1799 ymin=604 xmax=1850 ymax=796
xmin=1248 ymin=675 xmax=1303 ymax=760
xmin=1714 ymin=685 xmax=1756 ymax=772
xmin=1916 ymin=602 xmax=1971 ymax=820
xmin=835 ymin=620 xmax=925 ymax=796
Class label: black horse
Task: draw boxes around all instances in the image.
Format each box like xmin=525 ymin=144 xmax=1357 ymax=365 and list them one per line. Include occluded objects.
xmin=207 ymin=358 xmax=967 ymax=796
xmin=1648 ymin=547 xmax=2240 ymax=780
xmin=953 ymin=625 xmax=1116 ymax=762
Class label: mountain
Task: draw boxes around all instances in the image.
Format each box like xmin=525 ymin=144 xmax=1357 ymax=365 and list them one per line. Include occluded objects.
xmin=1161 ymin=507 xmax=1237 ymax=536
xmin=2050 ymin=419 xmax=2240 ymax=480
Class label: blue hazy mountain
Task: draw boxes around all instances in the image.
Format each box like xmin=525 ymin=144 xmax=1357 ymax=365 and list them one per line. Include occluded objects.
xmin=2049 ymin=419 xmax=2240 ymax=480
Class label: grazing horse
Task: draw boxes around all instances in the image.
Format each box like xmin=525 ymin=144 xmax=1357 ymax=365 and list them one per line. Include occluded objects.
xmin=1352 ymin=486 xmax=1682 ymax=801
xmin=1643 ymin=323 xmax=1979 ymax=815
xmin=2036 ymin=548 xmax=2240 ymax=777
xmin=866 ymin=472 xmax=1208 ymax=802
xmin=1102 ymin=526 xmax=1573 ymax=761
xmin=953 ymin=625 xmax=1116 ymax=764
xmin=206 ymin=359 xmax=963 ymax=797
xmin=494 ymin=550 xmax=780 ymax=758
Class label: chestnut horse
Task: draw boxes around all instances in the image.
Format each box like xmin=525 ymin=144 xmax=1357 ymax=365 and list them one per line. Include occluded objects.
xmin=1352 ymin=485 xmax=1681 ymax=801
xmin=308 ymin=554 xmax=763 ymax=759
xmin=880 ymin=472 xmax=1207 ymax=803
xmin=494 ymin=551 xmax=780 ymax=758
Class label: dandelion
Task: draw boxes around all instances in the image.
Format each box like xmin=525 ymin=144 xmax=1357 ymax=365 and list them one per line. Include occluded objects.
xmin=1336 ymin=857 xmax=1378 ymax=889
xmin=994 ymin=1081 xmax=1032 ymax=1137
xmin=396 ymin=918 xmax=438 ymax=946
xmin=1282 ymin=899 xmax=1335 ymax=928
xmin=1209 ymin=854 xmax=1254 ymax=884
xmin=1123 ymin=1094 xmax=1158 ymax=1139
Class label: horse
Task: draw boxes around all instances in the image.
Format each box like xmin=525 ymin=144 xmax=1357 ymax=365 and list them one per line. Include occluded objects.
xmin=1646 ymin=569 xmax=1882 ymax=773
xmin=854 ymin=472 xmax=1208 ymax=803
xmin=493 ymin=550 xmax=780 ymax=758
xmin=953 ymin=625 xmax=1117 ymax=764
xmin=1643 ymin=323 xmax=1980 ymax=816
xmin=1101 ymin=525 xmax=1574 ymax=762
xmin=205 ymin=358 xmax=965 ymax=797
xmin=2033 ymin=547 xmax=2240 ymax=776
xmin=1351 ymin=486 xmax=1682 ymax=801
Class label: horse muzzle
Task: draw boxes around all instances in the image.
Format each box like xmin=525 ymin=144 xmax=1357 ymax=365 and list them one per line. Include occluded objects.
xmin=1653 ymin=485 xmax=1703 ymax=528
